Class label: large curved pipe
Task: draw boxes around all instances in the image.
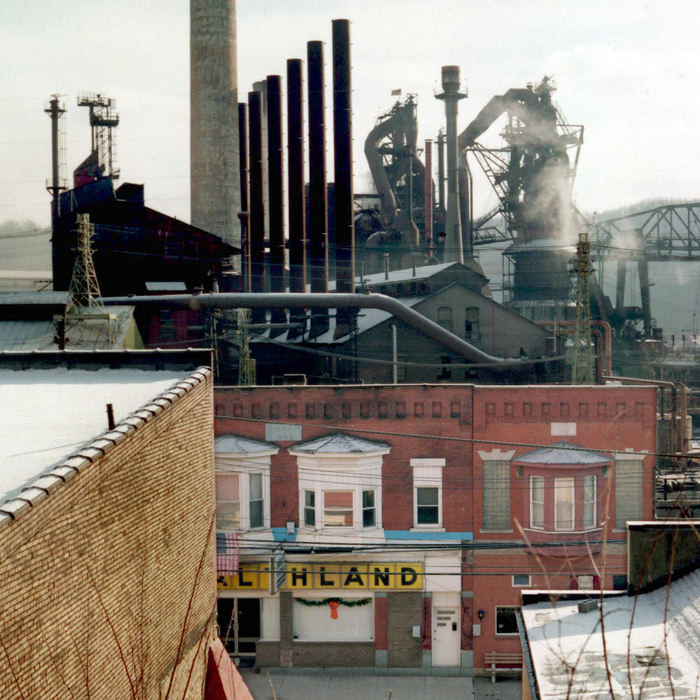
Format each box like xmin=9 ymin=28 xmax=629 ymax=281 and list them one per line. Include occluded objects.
xmin=104 ymin=292 xmax=527 ymax=368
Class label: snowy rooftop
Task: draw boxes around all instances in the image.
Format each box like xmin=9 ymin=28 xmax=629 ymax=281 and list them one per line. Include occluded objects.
xmin=522 ymin=570 xmax=700 ymax=698
xmin=215 ymin=435 xmax=277 ymax=454
xmin=290 ymin=432 xmax=390 ymax=454
xmin=514 ymin=440 xmax=610 ymax=465
xmin=0 ymin=367 xmax=193 ymax=508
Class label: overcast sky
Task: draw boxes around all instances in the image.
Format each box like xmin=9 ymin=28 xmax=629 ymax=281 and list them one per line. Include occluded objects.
xmin=2 ymin=0 xmax=699 ymax=230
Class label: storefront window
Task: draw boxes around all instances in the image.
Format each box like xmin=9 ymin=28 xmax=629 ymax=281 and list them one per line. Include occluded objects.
xmin=496 ymin=606 xmax=519 ymax=635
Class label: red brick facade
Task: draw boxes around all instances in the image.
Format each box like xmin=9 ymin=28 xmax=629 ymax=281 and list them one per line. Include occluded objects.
xmin=215 ymin=382 xmax=657 ymax=673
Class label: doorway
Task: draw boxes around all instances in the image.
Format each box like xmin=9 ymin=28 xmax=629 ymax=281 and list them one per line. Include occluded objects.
xmin=432 ymin=592 xmax=460 ymax=666
xmin=217 ymin=597 xmax=260 ymax=667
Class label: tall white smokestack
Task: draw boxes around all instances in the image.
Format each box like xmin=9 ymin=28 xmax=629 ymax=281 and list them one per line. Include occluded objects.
xmin=190 ymin=0 xmax=240 ymax=251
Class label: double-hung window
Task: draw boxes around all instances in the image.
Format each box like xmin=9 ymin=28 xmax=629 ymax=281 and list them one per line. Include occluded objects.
xmin=411 ymin=459 xmax=444 ymax=529
xmin=584 ymin=475 xmax=596 ymax=529
xmin=215 ymin=473 xmax=240 ymax=530
xmin=554 ymin=477 xmax=574 ymax=531
xmin=530 ymin=476 xmax=544 ymax=529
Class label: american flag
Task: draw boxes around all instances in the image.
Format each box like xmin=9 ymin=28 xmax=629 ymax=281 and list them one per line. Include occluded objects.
xmin=216 ymin=531 xmax=240 ymax=575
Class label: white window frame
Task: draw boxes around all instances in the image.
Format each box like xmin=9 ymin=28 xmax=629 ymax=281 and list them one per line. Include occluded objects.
xmin=554 ymin=477 xmax=575 ymax=532
xmin=215 ymin=447 xmax=278 ymax=532
xmin=584 ymin=475 xmax=597 ymax=530
xmin=292 ymin=446 xmax=388 ymax=533
xmin=530 ymin=476 xmax=544 ymax=529
xmin=512 ymin=574 xmax=531 ymax=587
xmin=411 ymin=459 xmax=444 ymax=530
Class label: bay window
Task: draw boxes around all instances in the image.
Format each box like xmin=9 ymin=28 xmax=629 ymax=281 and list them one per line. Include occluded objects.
xmin=584 ymin=475 xmax=596 ymax=529
xmin=215 ymin=435 xmax=278 ymax=532
xmin=291 ymin=433 xmax=389 ymax=533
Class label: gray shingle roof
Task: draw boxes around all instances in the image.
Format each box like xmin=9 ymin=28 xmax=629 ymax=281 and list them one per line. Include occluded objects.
xmin=514 ymin=440 xmax=610 ymax=465
xmin=291 ymin=432 xmax=390 ymax=454
xmin=215 ymin=435 xmax=277 ymax=454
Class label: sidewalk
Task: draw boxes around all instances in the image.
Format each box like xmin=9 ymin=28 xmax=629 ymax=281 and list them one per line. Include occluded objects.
xmin=240 ymin=669 xmax=520 ymax=700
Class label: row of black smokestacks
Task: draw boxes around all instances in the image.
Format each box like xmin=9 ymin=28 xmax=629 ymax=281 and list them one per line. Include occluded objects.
xmin=238 ymin=19 xmax=354 ymax=340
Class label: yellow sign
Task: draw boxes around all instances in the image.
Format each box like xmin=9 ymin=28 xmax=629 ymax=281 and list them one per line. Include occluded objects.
xmin=218 ymin=562 xmax=423 ymax=591
xmin=217 ymin=563 xmax=270 ymax=591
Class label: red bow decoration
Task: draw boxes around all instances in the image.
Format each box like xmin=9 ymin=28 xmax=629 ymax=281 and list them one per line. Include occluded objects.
xmin=329 ymin=600 xmax=339 ymax=619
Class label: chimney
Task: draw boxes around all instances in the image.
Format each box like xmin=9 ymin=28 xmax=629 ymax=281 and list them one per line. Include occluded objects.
xmin=436 ymin=66 xmax=466 ymax=264
xmin=266 ymin=75 xmax=286 ymax=333
xmin=238 ymin=102 xmax=250 ymax=291
xmin=287 ymin=58 xmax=307 ymax=338
xmin=332 ymin=19 xmax=355 ymax=340
xmin=424 ymin=138 xmax=433 ymax=256
xmin=190 ymin=0 xmax=240 ymax=250
xmin=307 ymin=40 xmax=329 ymax=337
xmin=248 ymin=90 xmax=266 ymax=324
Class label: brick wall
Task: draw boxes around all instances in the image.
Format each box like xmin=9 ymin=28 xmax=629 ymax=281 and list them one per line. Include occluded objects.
xmin=387 ymin=592 xmax=423 ymax=667
xmin=0 ymin=370 xmax=216 ymax=698
xmin=292 ymin=642 xmax=375 ymax=667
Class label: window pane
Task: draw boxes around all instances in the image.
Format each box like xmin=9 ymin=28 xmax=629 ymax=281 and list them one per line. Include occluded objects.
xmin=362 ymin=489 xmax=375 ymax=527
xmin=496 ymin=607 xmax=519 ymax=635
xmin=304 ymin=490 xmax=315 ymax=527
xmin=530 ymin=476 xmax=544 ymax=529
xmin=324 ymin=491 xmax=353 ymax=527
xmin=249 ymin=473 xmax=262 ymax=500
xmin=249 ymin=499 xmax=263 ymax=528
xmin=417 ymin=487 xmax=438 ymax=506
xmin=584 ymin=475 xmax=596 ymax=529
xmin=417 ymin=506 xmax=439 ymax=524
xmin=215 ymin=474 xmax=240 ymax=529
xmin=555 ymin=477 xmax=574 ymax=531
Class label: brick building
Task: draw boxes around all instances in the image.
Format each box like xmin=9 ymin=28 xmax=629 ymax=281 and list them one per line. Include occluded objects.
xmin=0 ymin=352 xmax=218 ymax=697
xmin=213 ymin=382 xmax=657 ymax=674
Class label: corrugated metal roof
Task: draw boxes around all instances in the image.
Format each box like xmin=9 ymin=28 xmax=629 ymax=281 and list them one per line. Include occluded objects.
xmin=291 ymin=432 xmax=390 ymax=454
xmin=215 ymin=435 xmax=277 ymax=454
xmin=514 ymin=440 xmax=610 ymax=465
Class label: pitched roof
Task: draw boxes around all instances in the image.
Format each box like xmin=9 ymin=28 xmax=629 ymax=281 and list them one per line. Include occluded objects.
xmin=514 ymin=440 xmax=610 ymax=465
xmin=215 ymin=435 xmax=277 ymax=454
xmin=291 ymin=432 xmax=390 ymax=454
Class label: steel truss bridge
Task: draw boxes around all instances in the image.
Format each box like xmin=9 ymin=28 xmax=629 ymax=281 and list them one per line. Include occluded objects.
xmin=473 ymin=202 xmax=700 ymax=262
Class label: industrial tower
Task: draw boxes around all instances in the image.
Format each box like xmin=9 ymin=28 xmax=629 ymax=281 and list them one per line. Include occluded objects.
xmin=190 ymin=0 xmax=241 ymax=252
xmin=571 ymin=231 xmax=594 ymax=384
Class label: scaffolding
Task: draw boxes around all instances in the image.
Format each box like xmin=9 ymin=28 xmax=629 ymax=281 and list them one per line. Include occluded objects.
xmin=77 ymin=93 xmax=120 ymax=179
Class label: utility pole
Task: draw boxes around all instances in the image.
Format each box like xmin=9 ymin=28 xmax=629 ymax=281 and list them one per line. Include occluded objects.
xmin=572 ymin=231 xmax=594 ymax=384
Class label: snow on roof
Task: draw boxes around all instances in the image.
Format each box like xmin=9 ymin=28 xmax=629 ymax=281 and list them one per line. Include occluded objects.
xmin=0 ymin=367 xmax=197 ymax=509
xmin=522 ymin=570 xmax=700 ymax=698
xmin=290 ymin=432 xmax=390 ymax=454
xmin=514 ymin=440 xmax=610 ymax=465
xmin=215 ymin=435 xmax=277 ymax=454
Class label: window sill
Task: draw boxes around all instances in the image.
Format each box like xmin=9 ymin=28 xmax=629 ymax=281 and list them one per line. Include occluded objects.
xmin=410 ymin=526 xmax=445 ymax=532
xmin=480 ymin=529 xmax=514 ymax=534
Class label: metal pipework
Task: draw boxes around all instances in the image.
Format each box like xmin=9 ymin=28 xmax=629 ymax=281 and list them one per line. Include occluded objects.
xmin=307 ymin=40 xmax=329 ymax=336
xmin=424 ymin=139 xmax=433 ymax=254
xmin=436 ymin=66 xmax=467 ymax=264
xmin=104 ymin=292 xmax=524 ymax=368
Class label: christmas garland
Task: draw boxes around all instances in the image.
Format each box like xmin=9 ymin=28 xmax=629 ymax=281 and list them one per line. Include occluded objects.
xmin=295 ymin=597 xmax=371 ymax=607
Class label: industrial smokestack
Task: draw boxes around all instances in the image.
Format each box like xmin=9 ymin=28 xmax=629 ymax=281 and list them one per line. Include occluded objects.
xmin=332 ymin=18 xmax=355 ymax=340
xmin=190 ymin=0 xmax=240 ymax=252
xmin=287 ymin=58 xmax=306 ymax=338
xmin=248 ymin=90 xmax=265 ymax=324
xmin=307 ymin=40 xmax=329 ymax=337
xmin=424 ymin=139 xmax=433 ymax=255
xmin=238 ymin=102 xmax=250 ymax=292
xmin=266 ymin=75 xmax=286 ymax=333
xmin=436 ymin=66 xmax=466 ymax=264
